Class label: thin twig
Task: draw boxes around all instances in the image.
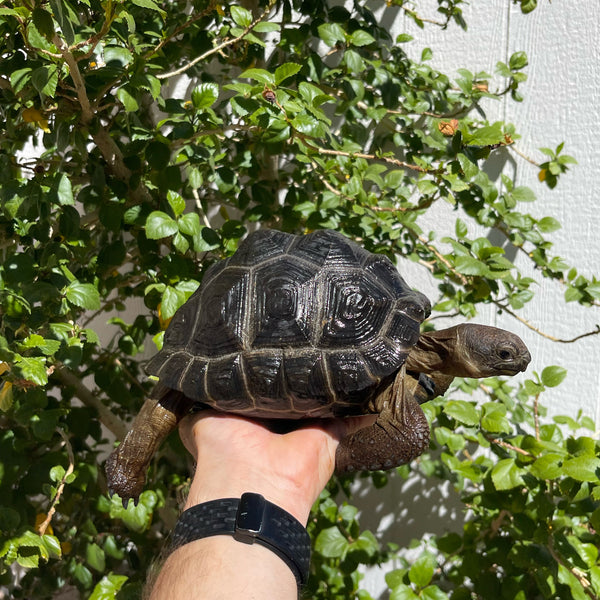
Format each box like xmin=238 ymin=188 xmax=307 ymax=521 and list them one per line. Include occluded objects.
xmin=489 ymin=438 xmax=533 ymax=457
xmin=493 ymin=301 xmax=600 ymax=343
xmin=548 ymin=540 xmax=595 ymax=599
xmin=302 ymin=139 xmax=431 ymax=174
xmin=508 ymin=144 xmax=540 ymax=167
xmin=192 ymin=188 xmax=213 ymax=228
xmin=145 ymin=2 xmax=217 ymax=61
xmin=157 ymin=0 xmax=277 ymax=80
xmin=416 ymin=235 xmax=470 ymax=285
xmin=37 ymin=430 xmax=75 ymax=536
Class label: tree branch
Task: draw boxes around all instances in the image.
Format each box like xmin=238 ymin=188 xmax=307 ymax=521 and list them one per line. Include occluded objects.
xmin=157 ymin=0 xmax=277 ymax=80
xmin=301 ymin=138 xmax=431 ymax=173
xmin=54 ymin=365 xmax=128 ymax=440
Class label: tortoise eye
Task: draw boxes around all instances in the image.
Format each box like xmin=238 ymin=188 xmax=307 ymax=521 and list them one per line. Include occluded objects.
xmin=499 ymin=349 xmax=513 ymax=360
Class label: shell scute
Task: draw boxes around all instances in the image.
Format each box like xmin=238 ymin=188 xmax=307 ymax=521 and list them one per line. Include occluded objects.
xmin=252 ymin=257 xmax=317 ymax=348
xmin=205 ymin=355 xmax=251 ymax=410
xmin=326 ymin=351 xmax=378 ymax=401
xmin=362 ymin=338 xmax=410 ymax=380
xmin=190 ymin=268 xmax=249 ymax=357
xmin=283 ymin=350 xmax=331 ymax=403
xmin=319 ymin=271 xmax=390 ymax=348
xmin=180 ymin=357 xmax=208 ymax=400
xmin=244 ymin=351 xmax=286 ymax=402
xmin=228 ymin=229 xmax=293 ymax=267
xmin=290 ymin=230 xmax=366 ymax=268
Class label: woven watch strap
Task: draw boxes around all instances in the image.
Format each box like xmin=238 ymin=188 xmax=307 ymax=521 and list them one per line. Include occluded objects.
xmin=170 ymin=493 xmax=311 ymax=586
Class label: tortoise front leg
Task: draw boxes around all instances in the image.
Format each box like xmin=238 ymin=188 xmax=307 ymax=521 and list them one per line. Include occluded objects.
xmin=335 ymin=371 xmax=430 ymax=472
xmin=105 ymin=387 xmax=191 ymax=505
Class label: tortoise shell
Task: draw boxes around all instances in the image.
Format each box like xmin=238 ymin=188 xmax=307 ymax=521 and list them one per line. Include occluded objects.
xmin=146 ymin=230 xmax=431 ymax=418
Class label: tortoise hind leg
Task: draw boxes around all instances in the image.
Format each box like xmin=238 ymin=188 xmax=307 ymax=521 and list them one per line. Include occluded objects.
xmin=105 ymin=386 xmax=192 ymax=505
xmin=335 ymin=371 xmax=430 ymax=472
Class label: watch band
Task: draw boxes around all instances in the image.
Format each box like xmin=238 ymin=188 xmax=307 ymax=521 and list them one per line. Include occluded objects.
xmin=170 ymin=493 xmax=311 ymax=586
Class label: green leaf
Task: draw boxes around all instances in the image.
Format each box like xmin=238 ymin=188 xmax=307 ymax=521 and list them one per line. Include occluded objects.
xmin=32 ymin=7 xmax=54 ymax=39
xmin=541 ymin=365 xmax=567 ymax=388
xmin=49 ymin=0 xmax=74 ymax=45
xmin=509 ymin=51 xmax=528 ymax=70
xmin=56 ymin=173 xmax=74 ymax=205
xmin=318 ymin=22 xmax=346 ymax=46
xmin=65 ymin=282 xmax=101 ymax=310
xmin=530 ymin=453 xmax=563 ymax=480
xmin=421 ymin=585 xmax=449 ymax=600
xmin=129 ymin=0 xmax=166 ymax=17
xmin=390 ymin=584 xmax=420 ymax=600
xmin=454 ymin=255 xmax=488 ymax=276
xmin=491 ymin=458 xmax=525 ymax=490
xmin=239 ymin=68 xmax=274 ymax=84
xmin=274 ymin=62 xmax=301 ymax=85
xmin=178 ymin=212 xmax=200 ymax=236
xmin=562 ymin=456 xmax=600 ymax=482
xmin=89 ymin=574 xmax=128 ymax=600
xmin=519 ymin=0 xmax=537 ymax=13
xmin=511 ymin=186 xmax=536 ymax=203
xmin=481 ymin=403 xmax=512 ymax=434
xmin=467 ymin=124 xmax=504 ymax=146
xmin=253 ymin=22 xmax=280 ymax=33
xmin=31 ymin=65 xmax=59 ymax=98
xmin=314 ymin=526 xmax=349 ymax=558
xmin=116 ymin=87 xmax=139 ymax=112
xmin=160 ymin=286 xmax=186 ymax=321
xmin=557 ymin=564 xmax=588 ymax=600
xmin=146 ymin=211 xmax=178 ymax=239
xmin=191 ymin=83 xmax=219 ymax=109
xmin=16 ymin=357 xmax=48 ymax=386
xmin=349 ymin=30 xmax=375 ymax=47
xmin=86 ymin=542 xmax=106 ymax=572
xmin=167 ymin=190 xmax=186 ymax=217
xmin=444 ymin=400 xmax=479 ymax=426
xmin=11 ymin=68 xmax=32 ymax=94
xmin=538 ymin=216 xmax=561 ymax=232
xmin=408 ymin=553 xmax=435 ymax=587
xmin=230 ymin=5 xmax=252 ymax=27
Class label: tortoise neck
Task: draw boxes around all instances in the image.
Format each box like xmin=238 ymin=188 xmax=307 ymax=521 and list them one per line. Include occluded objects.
xmin=404 ymin=326 xmax=461 ymax=375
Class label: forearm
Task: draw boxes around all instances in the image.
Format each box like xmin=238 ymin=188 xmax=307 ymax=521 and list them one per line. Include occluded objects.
xmin=150 ymin=535 xmax=297 ymax=600
xmin=148 ymin=413 xmax=350 ymax=599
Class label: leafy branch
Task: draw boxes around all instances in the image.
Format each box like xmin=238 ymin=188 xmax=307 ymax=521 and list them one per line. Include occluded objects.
xmin=156 ymin=0 xmax=278 ymax=80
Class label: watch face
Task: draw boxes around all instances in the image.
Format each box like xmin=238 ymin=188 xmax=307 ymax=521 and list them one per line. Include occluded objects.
xmin=235 ymin=493 xmax=267 ymax=539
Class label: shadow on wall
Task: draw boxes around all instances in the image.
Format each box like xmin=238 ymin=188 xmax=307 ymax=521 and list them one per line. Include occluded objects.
xmin=351 ymin=460 xmax=466 ymax=550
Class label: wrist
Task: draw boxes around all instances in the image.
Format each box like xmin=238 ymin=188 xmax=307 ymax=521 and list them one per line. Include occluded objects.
xmin=172 ymin=493 xmax=311 ymax=587
xmin=184 ymin=461 xmax=315 ymax=525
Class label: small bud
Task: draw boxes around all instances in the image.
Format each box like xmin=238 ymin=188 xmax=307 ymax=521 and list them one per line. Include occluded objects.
xmin=262 ymin=88 xmax=276 ymax=103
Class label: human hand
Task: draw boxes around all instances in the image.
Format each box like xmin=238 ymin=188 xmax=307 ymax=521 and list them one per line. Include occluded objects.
xmin=178 ymin=410 xmax=374 ymax=524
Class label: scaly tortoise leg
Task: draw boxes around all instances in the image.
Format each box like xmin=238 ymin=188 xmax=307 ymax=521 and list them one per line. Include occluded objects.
xmin=105 ymin=387 xmax=192 ymax=505
xmin=335 ymin=370 xmax=430 ymax=472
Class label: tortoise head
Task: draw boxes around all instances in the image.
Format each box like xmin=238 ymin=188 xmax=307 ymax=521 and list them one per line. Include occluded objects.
xmin=456 ymin=324 xmax=531 ymax=378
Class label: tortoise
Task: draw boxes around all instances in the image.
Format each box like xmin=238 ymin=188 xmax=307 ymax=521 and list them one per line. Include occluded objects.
xmin=105 ymin=229 xmax=531 ymax=502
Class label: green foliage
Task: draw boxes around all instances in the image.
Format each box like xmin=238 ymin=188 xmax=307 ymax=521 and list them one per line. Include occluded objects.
xmin=0 ymin=0 xmax=597 ymax=598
